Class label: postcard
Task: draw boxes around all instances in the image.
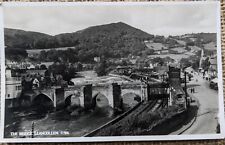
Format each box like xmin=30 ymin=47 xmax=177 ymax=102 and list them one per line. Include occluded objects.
xmin=0 ymin=1 xmax=224 ymax=142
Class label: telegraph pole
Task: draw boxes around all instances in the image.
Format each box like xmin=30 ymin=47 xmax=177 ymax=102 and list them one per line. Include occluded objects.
xmin=184 ymin=71 xmax=188 ymax=108
xmin=31 ymin=122 xmax=34 ymax=138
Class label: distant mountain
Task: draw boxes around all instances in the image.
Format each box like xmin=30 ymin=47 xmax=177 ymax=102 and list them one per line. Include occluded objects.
xmin=54 ymin=22 xmax=154 ymax=47
xmin=196 ymin=33 xmax=216 ymax=42
xmin=4 ymin=28 xmax=54 ymax=61
xmin=5 ymin=22 xmax=154 ymax=61
xmin=5 ymin=22 xmax=154 ymax=49
xmin=4 ymin=23 xmax=217 ymax=62
xmin=4 ymin=28 xmax=53 ymax=49
xmin=177 ymin=33 xmax=216 ymax=44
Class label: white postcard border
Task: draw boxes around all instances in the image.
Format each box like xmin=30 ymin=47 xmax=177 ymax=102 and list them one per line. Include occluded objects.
xmin=0 ymin=1 xmax=224 ymax=142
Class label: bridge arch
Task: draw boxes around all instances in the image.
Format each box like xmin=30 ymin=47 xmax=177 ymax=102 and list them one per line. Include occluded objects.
xmin=33 ymin=92 xmax=54 ymax=102
xmin=92 ymin=92 xmax=109 ymax=108
xmin=65 ymin=94 xmax=81 ymax=107
xmin=32 ymin=93 xmax=54 ymax=109
xmin=121 ymin=92 xmax=142 ymax=104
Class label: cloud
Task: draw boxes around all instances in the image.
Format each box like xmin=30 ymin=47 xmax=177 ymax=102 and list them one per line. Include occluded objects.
xmin=3 ymin=2 xmax=218 ymax=36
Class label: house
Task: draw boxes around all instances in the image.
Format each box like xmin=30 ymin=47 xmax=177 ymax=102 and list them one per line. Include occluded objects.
xmin=185 ymin=67 xmax=195 ymax=74
xmin=115 ymin=66 xmax=133 ymax=75
xmin=5 ymin=59 xmax=16 ymax=69
xmin=155 ymin=65 xmax=169 ymax=81
xmin=130 ymin=58 xmax=137 ymax=65
xmin=94 ymin=57 xmax=101 ymax=63
xmin=154 ymin=49 xmax=169 ymax=54
xmin=38 ymin=62 xmax=54 ymax=69
xmin=208 ymin=57 xmax=217 ymax=78
xmin=5 ymin=69 xmax=22 ymax=100
xmin=26 ymin=69 xmax=46 ymax=76
xmin=6 ymin=68 xmax=12 ymax=78
xmin=27 ymin=64 xmax=35 ymax=70
xmin=6 ymin=78 xmax=22 ymax=100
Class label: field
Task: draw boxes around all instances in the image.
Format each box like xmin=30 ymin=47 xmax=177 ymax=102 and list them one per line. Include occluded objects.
xmin=148 ymin=53 xmax=191 ymax=62
xmin=204 ymin=42 xmax=216 ymax=51
xmin=171 ymin=47 xmax=186 ymax=53
xmin=145 ymin=42 xmax=167 ymax=51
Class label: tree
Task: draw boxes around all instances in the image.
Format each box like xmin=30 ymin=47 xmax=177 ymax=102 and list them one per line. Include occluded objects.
xmin=185 ymin=45 xmax=191 ymax=51
xmin=95 ymin=58 xmax=108 ymax=76
xmin=152 ymin=57 xmax=164 ymax=65
xmin=77 ymin=62 xmax=83 ymax=71
xmin=49 ymin=63 xmax=66 ymax=76
xmin=163 ymin=56 xmax=175 ymax=63
xmin=5 ymin=47 xmax=28 ymax=61
xmin=48 ymin=63 xmax=76 ymax=83
xmin=180 ymin=58 xmax=192 ymax=68
xmin=202 ymin=57 xmax=211 ymax=71
xmin=40 ymin=64 xmax=47 ymax=70
xmin=39 ymin=50 xmax=47 ymax=61
xmin=121 ymin=60 xmax=128 ymax=66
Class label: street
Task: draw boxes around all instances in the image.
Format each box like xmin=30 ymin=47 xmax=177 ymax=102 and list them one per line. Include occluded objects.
xmin=183 ymin=72 xmax=219 ymax=134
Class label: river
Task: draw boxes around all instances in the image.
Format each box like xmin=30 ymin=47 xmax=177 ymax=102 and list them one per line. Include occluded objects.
xmin=5 ymin=105 xmax=116 ymax=138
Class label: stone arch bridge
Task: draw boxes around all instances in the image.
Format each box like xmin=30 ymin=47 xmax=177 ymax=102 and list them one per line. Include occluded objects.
xmin=14 ymin=81 xmax=171 ymax=110
xmin=16 ymin=82 xmax=148 ymax=110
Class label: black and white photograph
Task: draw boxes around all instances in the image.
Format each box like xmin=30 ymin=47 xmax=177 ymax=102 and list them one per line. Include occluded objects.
xmin=1 ymin=1 xmax=224 ymax=142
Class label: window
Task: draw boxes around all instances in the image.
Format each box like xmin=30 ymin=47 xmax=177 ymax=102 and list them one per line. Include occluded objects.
xmin=16 ymin=85 xmax=22 ymax=90
xmin=8 ymin=94 xmax=10 ymax=98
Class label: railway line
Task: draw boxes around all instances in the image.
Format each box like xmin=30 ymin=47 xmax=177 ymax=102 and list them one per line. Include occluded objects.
xmin=85 ymin=99 xmax=166 ymax=136
xmin=130 ymin=99 xmax=165 ymax=117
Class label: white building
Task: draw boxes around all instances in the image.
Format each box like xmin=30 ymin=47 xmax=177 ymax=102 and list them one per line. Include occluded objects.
xmin=5 ymin=69 xmax=22 ymax=100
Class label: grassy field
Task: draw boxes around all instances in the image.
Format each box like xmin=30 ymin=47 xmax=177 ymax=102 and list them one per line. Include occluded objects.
xmin=149 ymin=53 xmax=191 ymax=62
xmin=171 ymin=47 xmax=186 ymax=53
xmin=204 ymin=42 xmax=216 ymax=51
xmin=145 ymin=42 xmax=167 ymax=51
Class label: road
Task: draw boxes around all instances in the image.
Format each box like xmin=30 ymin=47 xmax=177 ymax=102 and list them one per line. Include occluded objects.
xmin=183 ymin=73 xmax=219 ymax=134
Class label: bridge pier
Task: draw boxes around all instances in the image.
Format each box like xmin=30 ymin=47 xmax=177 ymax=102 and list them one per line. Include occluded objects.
xmin=141 ymin=84 xmax=148 ymax=101
xmin=168 ymin=87 xmax=172 ymax=106
xmin=82 ymin=84 xmax=93 ymax=110
xmin=111 ymin=83 xmax=122 ymax=110
xmin=53 ymin=89 xmax=57 ymax=108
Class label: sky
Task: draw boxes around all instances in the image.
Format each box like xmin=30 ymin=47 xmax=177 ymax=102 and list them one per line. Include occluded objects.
xmin=3 ymin=2 xmax=219 ymax=36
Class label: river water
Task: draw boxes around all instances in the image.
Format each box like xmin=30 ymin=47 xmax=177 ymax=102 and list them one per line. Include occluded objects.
xmin=5 ymin=106 xmax=116 ymax=138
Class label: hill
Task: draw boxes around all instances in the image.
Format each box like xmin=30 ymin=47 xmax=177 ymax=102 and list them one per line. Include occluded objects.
xmin=4 ymin=28 xmax=53 ymax=49
xmin=5 ymin=22 xmax=154 ymax=61
xmin=175 ymin=33 xmax=216 ymax=46
xmin=4 ymin=28 xmax=54 ymax=61
xmin=4 ymin=23 xmax=216 ymax=63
